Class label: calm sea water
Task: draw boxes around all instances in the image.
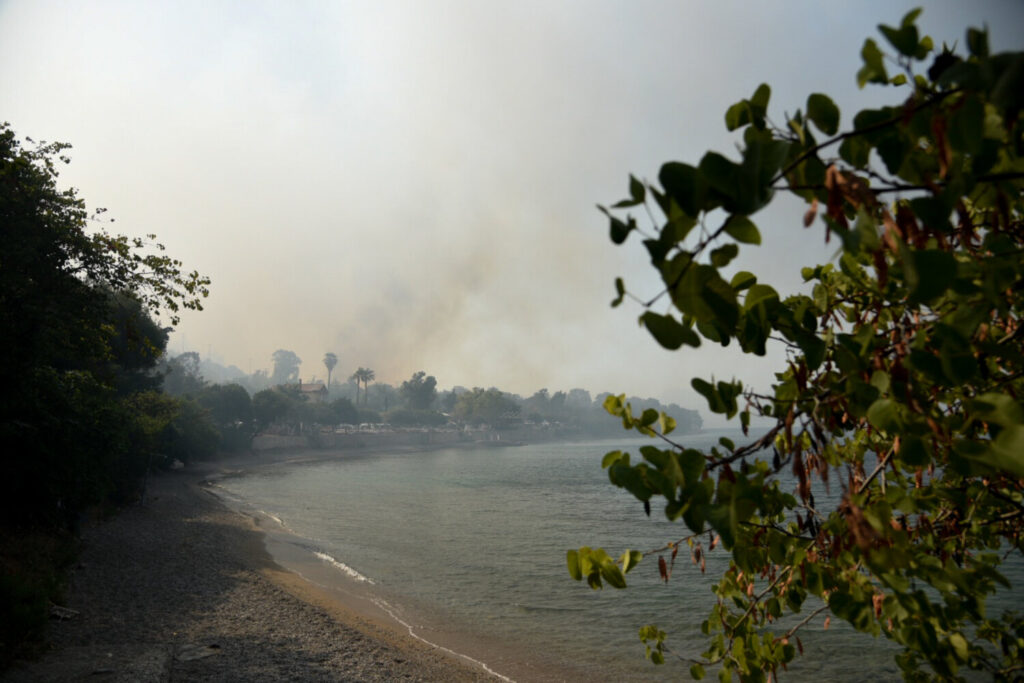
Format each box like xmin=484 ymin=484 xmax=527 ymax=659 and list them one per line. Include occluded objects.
xmin=214 ymin=430 xmax=1019 ymax=682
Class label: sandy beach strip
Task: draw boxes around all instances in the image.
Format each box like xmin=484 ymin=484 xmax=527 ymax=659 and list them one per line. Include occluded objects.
xmin=3 ymin=453 xmax=497 ymax=682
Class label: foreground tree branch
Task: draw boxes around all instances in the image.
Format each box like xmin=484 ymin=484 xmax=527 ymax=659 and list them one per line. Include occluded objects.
xmin=570 ymin=10 xmax=1024 ymax=681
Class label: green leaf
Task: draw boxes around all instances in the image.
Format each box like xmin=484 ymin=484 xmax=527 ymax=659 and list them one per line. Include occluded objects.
xmin=710 ymin=243 xmax=739 ymax=267
xmin=906 ymin=250 xmax=956 ymax=303
xmin=611 ymin=277 xmax=625 ymax=308
xmin=853 ymin=207 xmax=880 ymax=251
xmin=610 ymin=215 xmax=633 ymax=244
xmin=900 ymin=435 xmax=931 ymax=467
xmin=659 ymin=162 xmax=706 ymax=218
xmin=794 ymin=330 xmax=826 ymax=371
xmin=608 ymin=462 xmax=654 ymax=501
xmin=874 ymin=130 xmax=906 ymax=174
xmin=989 ymin=53 xmax=1024 ymax=123
xmin=990 ymin=427 xmax=1024 ymax=477
xmin=600 ymin=558 xmax=628 ymax=588
xmin=967 ymin=27 xmax=989 ymax=58
xmin=639 ymin=408 xmax=659 ymax=426
xmin=867 ymin=398 xmax=902 ymax=432
xmin=972 ymin=392 xmax=1024 ymax=427
xmin=680 ymin=449 xmax=706 ymax=485
xmin=641 ymin=311 xmax=700 ymax=350
xmin=857 ymin=38 xmax=889 ymax=87
xmin=610 ymin=198 xmax=641 ymax=209
xmin=742 ymin=134 xmax=791 ymax=199
xmin=601 ymin=206 xmax=635 ymax=245
xmin=567 ymin=550 xmax=582 ymax=580
xmin=660 ymin=412 xmax=677 ymax=435
xmin=691 ymin=378 xmax=742 ymax=418
xmin=723 ymin=215 xmax=761 ymax=244
xmin=909 ymin=197 xmax=952 ymax=233
xmin=725 ymin=100 xmax=752 ymax=132
xmin=948 ymin=95 xmax=985 ymax=155
xmin=744 ymin=283 xmax=779 ymax=311
xmin=629 ymin=174 xmax=646 ymax=203
xmin=672 ymin=264 xmax=740 ymax=328
xmin=699 ymin=137 xmax=788 ymax=216
xmin=949 ymin=632 xmax=969 ymax=662
xmin=750 ymin=83 xmax=771 ymax=110
xmin=643 ymin=237 xmax=670 ymax=267
xmin=602 ymin=394 xmax=624 ymax=416
xmin=601 ymin=450 xmax=625 ymax=468
xmin=691 ymin=663 xmax=706 ymax=679
xmin=900 ymin=8 xmax=922 ymax=28
xmin=731 ymin=271 xmax=757 ymax=290
xmin=869 ymin=370 xmax=891 ymax=394
xmin=878 ymin=22 xmax=920 ymax=58
xmin=700 ymin=152 xmax=742 ymax=205
xmin=806 ymin=93 xmax=840 ymax=135
xmin=620 ymin=549 xmax=643 ymax=573
xmin=691 ymin=377 xmax=713 ymax=397
xmin=724 ymin=84 xmax=771 ymax=132
xmin=839 ymin=135 xmax=871 ymax=168
xmin=696 ymin=318 xmax=727 ymax=345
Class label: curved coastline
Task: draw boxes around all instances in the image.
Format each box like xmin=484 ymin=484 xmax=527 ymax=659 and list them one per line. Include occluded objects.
xmin=203 ymin=472 xmax=522 ymax=682
xmin=3 ymin=449 xmax=499 ymax=682
xmin=201 ymin=447 xmax=593 ymax=683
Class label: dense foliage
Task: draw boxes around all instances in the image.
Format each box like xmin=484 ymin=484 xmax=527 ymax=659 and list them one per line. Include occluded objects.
xmin=400 ymin=370 xmax=437 ymax=411
xmin=0 ymin=123 xmax=210 ymax=665
xmin=454 ymin=387 xmax=521 ymax=425
xmin=570 ymin=12 xmax=1024 ymax=680
xmin=0 ymin=124 xmax=210 ymax=526
xmin=251 ymin=386 xmax=358 ymax=433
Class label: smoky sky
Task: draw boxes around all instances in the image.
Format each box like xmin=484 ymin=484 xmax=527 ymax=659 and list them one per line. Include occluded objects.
xmin=3 ymin=1 xmax=1022 ymax=421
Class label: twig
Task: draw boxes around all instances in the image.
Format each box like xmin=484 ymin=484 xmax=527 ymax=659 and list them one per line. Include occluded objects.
xmin=857 ymin=447 xmax=894 ymax=494
xmin=783 ymin=604 xmax=830 ymax=639
xmin=732 ymin=568 xmax=794 ymax=631
xmin=708 ymin=424 xmax=784 ymax=469
xmin=770 ymin=89 xmax=960 ymax=185
xmin=644 ymin=217 xmax=731 ymax=308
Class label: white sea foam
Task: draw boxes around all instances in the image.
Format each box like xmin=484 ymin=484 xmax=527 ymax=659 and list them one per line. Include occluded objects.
xmin=259 ymin=510 xmax=286 ymax=527
xmin=369 ymin=597 xmax=515 ymax=683
xmin=205 ymin=485 xmax=288 ymax=530
xmin=313 ymin=551 xmax=376 ymax=584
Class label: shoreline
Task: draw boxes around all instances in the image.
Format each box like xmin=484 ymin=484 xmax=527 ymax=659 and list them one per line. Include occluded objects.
xmin=201 ymin=449 xmax=529 ymax=681
xmin=3 ymin=448 xmax=500 ymax=682
xmin=201 ymin=445 xmax=594 ymax=683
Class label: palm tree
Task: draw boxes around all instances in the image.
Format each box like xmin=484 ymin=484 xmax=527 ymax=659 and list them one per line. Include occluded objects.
xmin=349 ymin=368 xmax=363 ymax=404
xmin=362 ymin=368 xmax=375 ymax=405
xmin=350 ymin=367 xmax=375 ymax=405
xmin=323 ymin=352 xmax=338 ymax=394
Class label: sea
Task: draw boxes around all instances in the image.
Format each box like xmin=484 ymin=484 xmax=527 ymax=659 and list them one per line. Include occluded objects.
xmin=211 ymin=429 xmax=1021 ymax=682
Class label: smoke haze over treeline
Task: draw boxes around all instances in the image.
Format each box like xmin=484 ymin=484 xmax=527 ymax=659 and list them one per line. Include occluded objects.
xmin=3 ymin=1 xmax=1023 ymax=423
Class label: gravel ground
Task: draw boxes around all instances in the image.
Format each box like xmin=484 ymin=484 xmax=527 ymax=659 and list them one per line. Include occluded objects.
xmin=3 ymin=464 xmax=495 ymax=682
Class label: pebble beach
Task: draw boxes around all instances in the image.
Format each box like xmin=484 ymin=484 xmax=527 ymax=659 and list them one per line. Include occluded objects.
xmin=3 ymin=456 xmax=496 ymax=682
